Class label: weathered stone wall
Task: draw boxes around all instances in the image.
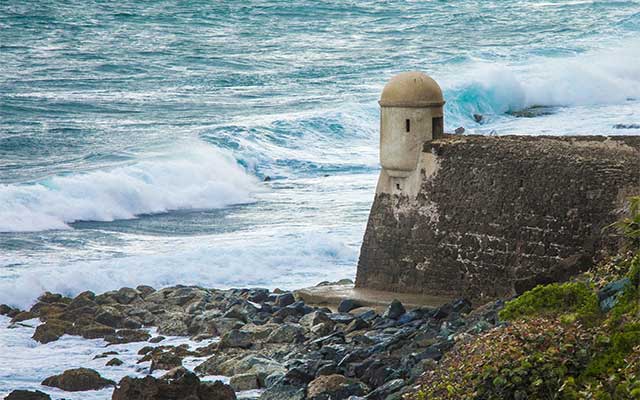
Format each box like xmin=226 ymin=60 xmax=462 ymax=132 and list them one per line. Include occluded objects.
xmin=356 ymin=135 xmax=640 ymax=303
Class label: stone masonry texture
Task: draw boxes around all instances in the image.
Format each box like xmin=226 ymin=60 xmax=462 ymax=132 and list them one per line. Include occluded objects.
xmin=356 ymin=135 xmax=640 ymax=303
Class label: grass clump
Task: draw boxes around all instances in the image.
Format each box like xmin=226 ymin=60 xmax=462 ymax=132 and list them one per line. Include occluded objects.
xmin=499 ymin=281 xmax=599 ymax=323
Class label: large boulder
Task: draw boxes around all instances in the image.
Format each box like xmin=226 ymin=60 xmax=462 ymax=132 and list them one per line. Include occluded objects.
xmin=219 ymin=329 xmax=252 ymax=349
xmin=307 ymin=374 xmax=369 ymax=400
xmin=4 ymin=390 xmax=51 ymax=400
xmin=32 ymin=319 xmax=73 ymax=344
xmin=229 ymin=373 xmax=260 ymax=391
xmin=41 ymin=368 xmax=115 ymax=391
xmin=265 ymin=323 xmax=304 ymax=344
xmin=383 ymin=300 xmax=406 ymax=320
xmin=112 ymin=367 xmax=236 ymax=400
xmin=157 ymin=312 xmax=190 ymax=336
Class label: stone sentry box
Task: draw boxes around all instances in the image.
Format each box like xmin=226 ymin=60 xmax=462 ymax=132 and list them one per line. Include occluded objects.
xmin=356 ymin=71 xmax=640 ymax=303
xmin=378 ymin=71 xmax=445 ymax=197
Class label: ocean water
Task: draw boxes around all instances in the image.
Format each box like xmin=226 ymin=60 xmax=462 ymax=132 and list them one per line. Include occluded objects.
xmin=2 ymin=0 xmax=640 ymax=307
xmin=1 ymin=0 xmax=640 ymax=396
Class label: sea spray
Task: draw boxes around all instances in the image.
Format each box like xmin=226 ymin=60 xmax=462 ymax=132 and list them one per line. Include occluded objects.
xmin=0 ymin=144 xmax=260 ymax=233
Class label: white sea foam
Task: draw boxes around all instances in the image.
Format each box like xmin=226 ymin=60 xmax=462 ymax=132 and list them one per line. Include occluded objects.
xmin=444 ymin=38 xmax=640 ymax=126
xmin=0 ymin=144 xmax=260 ymax=233
xmin=0 ymin=316 xmax=222 ymax=399
xmin=0 ymin=229 xmax=358 ymax=309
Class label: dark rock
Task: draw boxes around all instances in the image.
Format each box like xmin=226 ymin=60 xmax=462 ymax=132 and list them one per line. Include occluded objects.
xmin=432 ymin=303 xmax=453 ymax=320
xmin=416 ymin=346 xmax=443 ymax=361
xmin=11 ymin=311 xmax=35 ymax=323
xmin=473 ymin=113 xmax=484 ymax=123
xmin=229 ymin=373 xmax=260 ymax=391
xmin=67 ymin=291 xmax=96 ymax=310
xmin=94 ymin=351 xmax=118 ymax=359
xmin=383 ymin=300 xmax=406 ymax=320
xmin=307 ymin=374 xmax=369 ymax=400
xmin=149 ymin=336 xmax=166 ymax=343
xmin=136 ymin=285 xmax=156 ymax=297
xmin=0 ymin=304 xmax=20 ymax=318
xmin=328 ymin=313 xmax=355 ymax=324
xmin=41 ymin=368 xmax=115 ymax=391
xmin=123 ymin=318 xmax=142 ymax=329
xmin=103 ymin=356 xmax=123 ymax=367
xmin=248 ymin=288 xmax=270 ymax=303
xmin=95 ymin=307 xmax=125 ymax=328
xmin=259 ymin=381 xmax=305 ymax=400
xmin=150 ymin=351 xmax=183 ymax=372
xmin=283 ymin=367 xmax=314 ymax=386
xmin=346 ymin=318 xmax=370 ymax=333
xmin=80 ymin=324 xmax=116 ymax=339
xmin=356 ymin=309 xmax=378 ymax=322
xmin=311 ymin=331 xmax=345 ymax=346
xmin=274 ymin=293 xmax=295 ymax=307
xmin=300 ymin=311 xmax=333 ymax=329
xmin=266 ymin=323 xmax=304 ymax=344
xmin=397 ymin=310 xmax=423 ymax=325
xmin=507 ymin=105 xmax=556 ymax=118
xmin=113 ymin=367 xmax=236 ymax=400
xmin=454 ymin=126 xmax=465 ymax=134
xmin=220 ymin=328 xmax=252 ymax=349
xmin=157 ymin=313 xmax=189 ymax=336
xmin=32 ymin=319 xmax=72 ymax=344
xmin=614 ymin=124 xmax=640 ymax=129
xmin=104 ymin=329 xmax=150 ymax=344
xmin=365 ymin=378 xmax=405 ymax=400
xmin=113 ymin=287 xmax=140 ymax=304
xmin=338 ymin=299 xmax=363 ymax=313
xmin=4 ymin=390 xmax=51 ymax=400
xmin=452 ymin=298 xmax=473 ymax=314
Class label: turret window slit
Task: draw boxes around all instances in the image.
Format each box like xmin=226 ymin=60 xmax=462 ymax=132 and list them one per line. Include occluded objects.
xmin=405 ymin=119 xmax=410 ymax=132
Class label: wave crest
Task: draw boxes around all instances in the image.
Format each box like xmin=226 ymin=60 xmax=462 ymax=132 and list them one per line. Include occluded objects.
xmin=0 ymin=144 xmax=259 ymax=232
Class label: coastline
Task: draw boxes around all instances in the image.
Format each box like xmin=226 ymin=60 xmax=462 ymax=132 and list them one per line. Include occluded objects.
xmin=0 ymin=281 xmax=502 ymax=400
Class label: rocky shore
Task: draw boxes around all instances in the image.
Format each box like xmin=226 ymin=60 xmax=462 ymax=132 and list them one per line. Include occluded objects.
xmin=1 ymin=281 xmax=503 ymax=400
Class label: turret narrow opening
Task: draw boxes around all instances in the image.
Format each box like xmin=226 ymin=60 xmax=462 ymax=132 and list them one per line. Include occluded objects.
xmin=405 ymin=119 xmax=410 ymax=132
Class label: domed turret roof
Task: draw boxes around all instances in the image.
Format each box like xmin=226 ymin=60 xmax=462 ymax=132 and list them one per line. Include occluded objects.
xmin=379 ymin=71 xmax=445 ymax=107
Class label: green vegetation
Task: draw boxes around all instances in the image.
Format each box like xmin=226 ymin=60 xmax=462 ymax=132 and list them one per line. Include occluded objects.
xmin=410 ymin=197 xmax=640 ymax=400
xmin=498 ymin=281 xmax=599 ymax=323
xmin=606 ymin=196 xmax=640 ymax=248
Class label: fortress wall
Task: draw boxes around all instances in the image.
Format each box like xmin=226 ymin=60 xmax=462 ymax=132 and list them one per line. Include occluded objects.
xmin=356 ymin=134 xmax=640 ymax=303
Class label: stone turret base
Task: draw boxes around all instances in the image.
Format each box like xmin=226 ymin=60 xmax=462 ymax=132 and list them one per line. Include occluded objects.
xmin=357 ymin=134 xmax=640 ymax=303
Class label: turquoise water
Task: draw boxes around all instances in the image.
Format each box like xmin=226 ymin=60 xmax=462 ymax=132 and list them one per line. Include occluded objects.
xmin=1 ymin=0 xmax=640 ymax=307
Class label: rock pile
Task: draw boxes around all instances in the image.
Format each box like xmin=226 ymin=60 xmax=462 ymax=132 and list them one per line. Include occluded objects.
xmin=1 ymin=283 xmax=504 ymax=399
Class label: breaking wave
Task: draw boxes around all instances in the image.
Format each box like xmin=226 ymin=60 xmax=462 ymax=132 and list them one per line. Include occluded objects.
xmin=0 ymin=144 xmax=260 ymax=233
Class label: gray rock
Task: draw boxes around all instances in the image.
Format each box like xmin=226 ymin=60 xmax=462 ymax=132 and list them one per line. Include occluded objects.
xmin=113 ymin=287 xmax=140 ymax=304
xmin=346 ymin=318 xmax=370 ymax=333
xmin=338 ymin=299 xmax=362 ymax=313
xmin=230 ymin=373 xmax=260 ymax=391
xmin=220 ymin=329 xmax=253 ymax=349
xmin=5 ymin=390 xmax=51 ymax=400
xmin=328 ymin=313 xmax=355 ymax=324
xmin=383 ymin=300 xmax=405 ymax=320
xmin=365 ymin=378 xmax=404 ymax=399
xmin=157 ymin=313 xmax=189 ymax=336
xmin=275 ymin=293 xmax=295 ymax=307
xmin=307 ymin=374 xmax=369 ymax=400
xmin=300 ymin=311 xmax=333 ymax=329
xmin=266 ymin=323 xmax=304 ymax=344
xmin=41 ymin=368 xmax=115 ymax=392
xmin=106 ymin=357 xmax=124 ymax=366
